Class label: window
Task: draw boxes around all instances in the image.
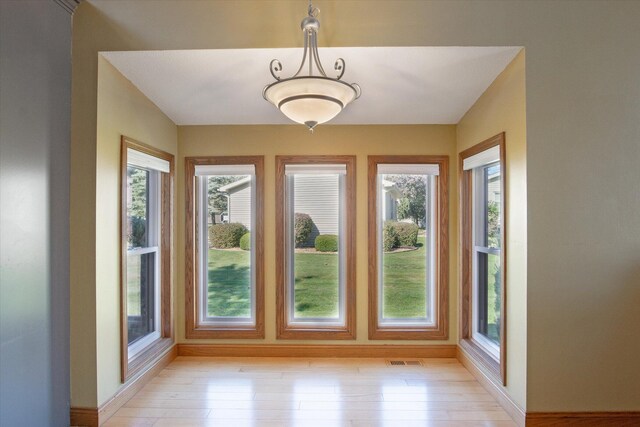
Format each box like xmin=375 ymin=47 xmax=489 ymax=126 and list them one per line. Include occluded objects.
xmin=185 ymin=157 xmax=264 ymax=338
xmin=120 ymin=137 xmax=173 ymax=381
xmin=368 ymin=156 xmax=449 ymax=340
xmin=276 ymin=156 xmax=356 ymax=339
xmin=460 ymin=133 xmax=506 ymax=384
xmin=126 ymin=163 xmax=160 ymax=354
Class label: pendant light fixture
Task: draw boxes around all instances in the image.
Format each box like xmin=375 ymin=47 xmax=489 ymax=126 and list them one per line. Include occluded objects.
xmin=263 ymin=1 xmax=361 ymax=132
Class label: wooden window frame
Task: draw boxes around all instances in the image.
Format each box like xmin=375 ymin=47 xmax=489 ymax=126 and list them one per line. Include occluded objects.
xmin=120 ymin=136 xmax=174 ymax=382
xmin=459 ymin=132 xmax=507 ymax=385
xmin=368 ymin=155 xmax=449 ymax=340
xmin=184 ymin=156 xmax=265 ymax=339
xmin=275 ymin=155 xmax=357 ymax=340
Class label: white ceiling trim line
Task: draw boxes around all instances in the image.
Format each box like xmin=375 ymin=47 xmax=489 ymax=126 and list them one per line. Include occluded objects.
xmin=101 ymin=46 xmax=521 ymax=126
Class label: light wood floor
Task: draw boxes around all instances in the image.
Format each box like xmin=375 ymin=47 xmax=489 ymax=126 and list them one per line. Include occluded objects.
xmin=103 ymin=357 xmax=516 ymax=427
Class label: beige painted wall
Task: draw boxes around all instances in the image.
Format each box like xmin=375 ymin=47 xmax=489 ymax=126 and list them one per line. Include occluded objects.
xmin=72 ymin=0 xmax=640 ymax=412
xmin=79 ymin=57 xmax=178 ymax=406
xmin=177 ymin=125 xmax=458 ymax=346
xmin=457 ymin=51 xmax=527 ymax=408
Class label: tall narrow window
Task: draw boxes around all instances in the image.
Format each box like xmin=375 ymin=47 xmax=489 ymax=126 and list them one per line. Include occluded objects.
xmin=121 ymin=137 xmax=173 ymax=381
xmin=276 ymin=156 xmax=356 ymax=339
xmin=198 ymin=165 xmax=255 ymax=325
xmin=126 ymin=162 xmax=160 ymax=353
xmin=460 ymin=133 xmax=506 ymax=385
xmin=185 ymin=157 xmax=264 ymax=339
xmin=368 ymin=156 xmax=449 ymax=340
xmin=473 ymin=161 xmax=502 ymax=354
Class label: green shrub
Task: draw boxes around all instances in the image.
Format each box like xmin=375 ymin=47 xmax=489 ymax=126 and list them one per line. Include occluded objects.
xmin=209 ymin=223 xmax=247 ymax=248
xmin=128 ymin=216 xmax=147 ymax=248
xmin=383 ymin=221 xmax=399 ymax=252
xmin=393 ymin=222 xmax=419 ymax=247
xmin=383 ymin=221 xmax=419 ymax=251
xmin=295 ymin=213 xmax=314 ymax=247
xmin=239 ymin=232 xmax=251 ymax=251
xmin=315 ymin=234 xmax=338 ymax=252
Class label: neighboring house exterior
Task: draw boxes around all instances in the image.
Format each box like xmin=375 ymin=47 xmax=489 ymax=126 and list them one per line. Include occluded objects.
xmin=218 ymin=176 xmax=252 ymax=230
xmin=293 ymin=175 xmax=340 ymax=246
xmin=381 ymin=179 xmax=402 ymax=222
xmin=488 ymin=168 xmax=501 ymax=207
xmin=222 ymin=175 xmax=401 ymax=246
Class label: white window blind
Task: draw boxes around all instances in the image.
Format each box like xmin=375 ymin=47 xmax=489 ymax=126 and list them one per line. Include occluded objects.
xmin=463 ymin=146 xmax=500 ymax=171
xmin=194 ymin=164 xmax=255 ymax=176
xmin=377 ymin=164 xmax=440 ymax=176
xmin=127 ymin=148 xmax=170 ymax=173
xmin=285 ymin=164 xmax=347 ymax=175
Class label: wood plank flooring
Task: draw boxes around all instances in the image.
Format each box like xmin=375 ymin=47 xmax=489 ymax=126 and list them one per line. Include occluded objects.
xmin=103 ymin=357 xmax=516 ymax=426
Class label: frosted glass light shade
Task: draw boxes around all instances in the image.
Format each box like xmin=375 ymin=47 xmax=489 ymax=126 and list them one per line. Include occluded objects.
xmin=264 ymin=77 xmax=358 ymax=129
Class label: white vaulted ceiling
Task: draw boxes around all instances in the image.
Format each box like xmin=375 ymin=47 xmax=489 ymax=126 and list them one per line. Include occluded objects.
xmin=102 ymin=46 xmax=521 ymax=125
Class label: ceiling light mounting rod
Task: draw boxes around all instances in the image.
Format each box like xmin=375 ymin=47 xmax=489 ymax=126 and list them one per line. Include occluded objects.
xmin=263 ymin=1 xmax=361 ymax=132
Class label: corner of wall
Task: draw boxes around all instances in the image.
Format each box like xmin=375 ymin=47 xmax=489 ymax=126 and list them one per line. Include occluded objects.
xmin=454 ymin=50 xmax=527 ymax=410
xmin=94 ymin=55 xmax=178 ymax=406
